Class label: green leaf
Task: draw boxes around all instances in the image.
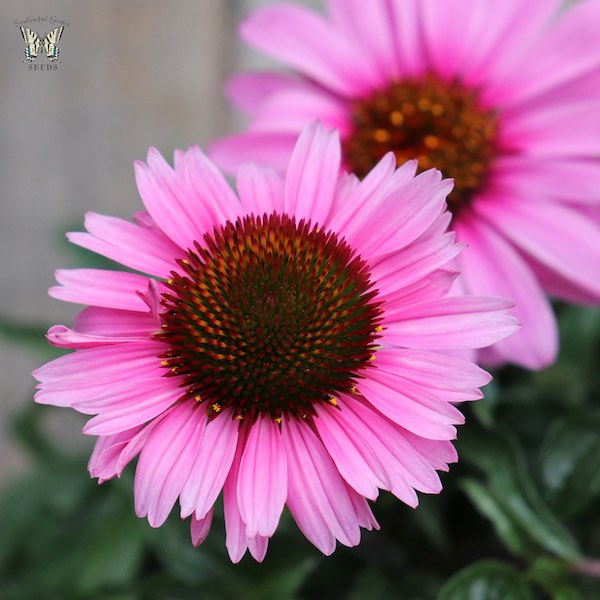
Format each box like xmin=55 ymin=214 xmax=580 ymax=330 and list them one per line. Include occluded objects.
xmin=438 ymin=560 xmax=533 ymax=600
xmin=539 ymin=414 xmax=600 ymax=518
xmin=459 ymin=428 xmax=581 ymax=561
xmin=460 ymin=479 xmax=537 ymax=558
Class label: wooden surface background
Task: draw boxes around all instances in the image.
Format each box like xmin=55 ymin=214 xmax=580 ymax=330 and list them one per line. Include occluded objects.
xmin=0 ymin=0 xmax=319 ymax=481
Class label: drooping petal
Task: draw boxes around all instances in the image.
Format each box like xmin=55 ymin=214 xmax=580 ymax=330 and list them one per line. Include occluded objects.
xmin=282 ymin=418 xmax=361 ymax=555
xmin=67 ymin=212 xmax=181 ymax=277
xmin=455 ymin=213 xmax=558 ymax=369
xmin=179 ymin=408 xmax=239 ymax=520
xmin=134 ymin=402 xmax=206 ymax=527
xmin=237 ymin=417 xmax=287 ymax=538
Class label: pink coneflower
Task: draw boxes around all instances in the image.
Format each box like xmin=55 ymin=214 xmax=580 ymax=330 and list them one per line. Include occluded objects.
xmin=211 ymin=0 xmax=600 ymax=370
xmin=34 ymin=123 xmax=517 ymax=561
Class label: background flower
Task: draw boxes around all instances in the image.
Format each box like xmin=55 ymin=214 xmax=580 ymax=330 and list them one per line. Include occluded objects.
xmin=211 ymin=0 xmax=600 ymax=370
xmin=33 ymin=123 xmax=516 ymax=562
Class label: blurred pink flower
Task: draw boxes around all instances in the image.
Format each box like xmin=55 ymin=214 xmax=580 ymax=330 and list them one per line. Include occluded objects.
xmin=34 ymin=123 xmax=516 ymax=561
xmin=211 ymin=0 xmax=600 ymax=369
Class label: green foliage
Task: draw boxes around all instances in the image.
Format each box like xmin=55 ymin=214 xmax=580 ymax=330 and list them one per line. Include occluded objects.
xmin=1 ymin=304 xmax=599 ymax=599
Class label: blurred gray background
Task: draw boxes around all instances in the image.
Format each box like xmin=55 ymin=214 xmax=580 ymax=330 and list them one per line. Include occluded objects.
xmin=0 ymin=0 xmax=321 ymax=482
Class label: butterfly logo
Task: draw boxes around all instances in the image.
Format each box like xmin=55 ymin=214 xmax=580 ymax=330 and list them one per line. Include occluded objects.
xmin=20 ymin=26 xmax=64 ymax=62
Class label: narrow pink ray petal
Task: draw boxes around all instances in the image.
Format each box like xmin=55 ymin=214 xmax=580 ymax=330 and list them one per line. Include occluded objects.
xmin=179 ymin=408 xmax=239 ymax=520
xmin=209 ymin=131 xmax=298 ymax=175
xmin=240 ymin=4 xmax=374 ymax=97
xmin=383 ymin=296 xmax=519 ymax=349
xmin=134 ymin=148 xmax=216 ymax=251
xmin=345 ymin=484 xmax=380 ymax=531
xmin=88 ymin=428 xmax=140 ymax=483
xmin=134 ymin=402 xmax=206 ymax=527
xmin=379 ymin=270 xmax=458 ymax=309
xmin=370 ymin=232 xmax=461 ymax=295
xmin=223 ymin=431 xmax=270 ymax=563
xmin=455 ymin=214 xmax=558 ymax=369
xmin=49 ymin=269 xmax=149 ymax=311
xmin=476 ymin=197 xmax=600 ymax=301
xmin=67 ymin=212 xmax=181 ymax=277
xmin=491 ymin=0 xmax=600 ymax=109
xmin=80 ymin=378 xmax=181 ymax=436
xmin=237 ymin=417 xmax=287 ymax=538
xmin=236 ymin=163 xmax=284 ymax=216
xmin=191 ymin=509 xmax=214 ymax=547
xmin=400 ymin=429 xmax=458 ymax=473
xmin=344 ymin=170 xmax=453 ymax=259
xmin=46 ymin=325 xmax=144 ymax=349
xmin=282 ymin=418 xmax=361 ymax=554
xmin=327 ymin=0 xmax=400 ymax=86
xmin=491 ymin=156 xmax=600 ymax=207
xmin=373 ymin=348 xmax=491 ymax=398
xmin=73 ymin=307 xmax=158 ymax=337
xmin=358 ymin=376 xmax=460 ymax=441
xmin=284 ymin=122 xmax=340 ymax=226
xmin=33 ymin=341 xmax=164 ymax=395
xmin=314 ymin=403 xmax=387 ymax=500
xmin=251 ymin=89 xmax=350 ymax=136
xmin=177 ymin=146 xmax=243 ymax=226
xmin=226 ymin=71 xmax=306 ymax=113
xmin=327 ymin=153 xmax=401 ymax=234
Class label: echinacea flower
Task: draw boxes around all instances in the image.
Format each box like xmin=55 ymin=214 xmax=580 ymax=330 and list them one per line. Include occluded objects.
xmin=34 ymin=123 xmax=517 ymax=562
xmin=211 ymin=0 xmax=600 ymax=370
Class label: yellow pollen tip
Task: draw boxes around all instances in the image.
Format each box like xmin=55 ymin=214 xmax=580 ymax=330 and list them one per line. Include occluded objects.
xmin=375 ymin=325 xmax=383 ymax=332
xmin=275 ymin=417 xmax=282 ymax=424
xmin=235 ymin=414 xmax=244 ymax=421
xmin=369 ymin=354 xmax=376 ymax=361
xmin=212 ymin=403 xmax=222 ymax=413
xmin=182 ymin=259 xmax=190 ymax=265
xmin=328 ymin=395 xmax=338 ymax=406
xmin=167 ymin=279 xmax=174 ymax=285
xmin=194 ymin=395 xmax=202 ymax=402
xmin=160 ymin=360 xmax=169 ymax=367
xmin=350 ymin=384 xmax=357 ymax=394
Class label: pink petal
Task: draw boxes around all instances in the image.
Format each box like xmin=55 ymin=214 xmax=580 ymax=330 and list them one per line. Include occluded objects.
xmin=327 ymin=0 xmax=400 ymax=86
xmin=382 ymin=296 xmax=519 ymax=349
xmin=284 ymin=122 xmax=340 ymax=227
xmin=179 ymin=409 xmax=239 ymax=520
xmin=237 ymin=417 xmax=287 ymax=538
xmin=46 ymin=324 xmax=144 ymax=349
xmin=455 ymin=214 xmax=558 ymax=369
xmin=177 ymin=146 xmax=243 ymax=226
xmin=209 ymin=131 xmax=298 ymax=175
xmin=80 ymin=377 xmax=180 ymax=436
xmin=491 ymin=156 xmax=600 ymax=207
xmin=374 ymin=348 xmax=491 ymax=400
xmin=223 ymin=432 xmax=270 ymax=563
xmin=67 ymin=212 xmax=181 ymax=277
xmin=191 ymin=508 xmax=214 ymax=547
xmin=281 ymin=418 xmax=361 ymax=555
xmin=240 ymin=4 xmax=374 ymax=97
xmin=251 ymin=89 xmax=350 ymax=136
xmin=88 ymin=428 xmax=140 ymax=483
xmin=358 ymin=375 xmax=463 ymax=440
xmin=342 ymin=169 xmax=453 ymax=260
xmin=226 ymin=71 xmax=306 ymax=113
xmin=494 ymin=0 xmax=600 ymax=108
xmin=476 ymin=196 xmax=600 ymax=301
xmin=134 ymin=402 xmax=206 ymax=527
xmin=235 ymin=163 xmax=284 ymax=216
xmin=370 ymin=232 xmax=461 ymax=295
xmin=74 ymin=307 xmax=158 ymax=337
xmin=33 ymin=341 xmax=164 ymax=406
xmin=49 ymin=269 xmax=150 ymax=311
